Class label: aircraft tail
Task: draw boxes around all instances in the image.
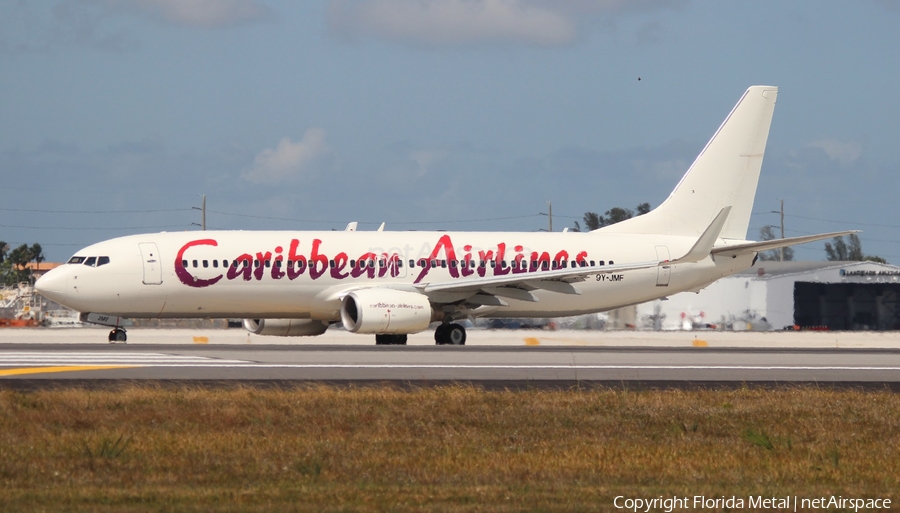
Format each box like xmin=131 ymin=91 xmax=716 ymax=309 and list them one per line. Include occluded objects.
xmin=598 ymin=86 xmax=778 ymax=240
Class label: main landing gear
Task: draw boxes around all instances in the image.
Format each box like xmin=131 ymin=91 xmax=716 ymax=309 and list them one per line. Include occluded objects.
xmin=375 ymin=334 xmax=408 ymax=345
xmin=435 ymin=323 xmax=466 ymax=345
xmin=108 ymin=327 xmax=127 ymax=343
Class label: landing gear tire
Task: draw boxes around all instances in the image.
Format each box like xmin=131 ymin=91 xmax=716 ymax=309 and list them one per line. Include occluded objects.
xmin=434 ymin=323 xmax=466 ymax=345
xmin=108 ymin=328 xmax=127 ymax=344
xmin=375 ymin=334 xmax=407 ymax=345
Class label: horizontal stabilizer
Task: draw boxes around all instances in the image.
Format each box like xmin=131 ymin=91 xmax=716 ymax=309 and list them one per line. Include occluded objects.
xmin=711 ymin=230 xmax=860 ymax=257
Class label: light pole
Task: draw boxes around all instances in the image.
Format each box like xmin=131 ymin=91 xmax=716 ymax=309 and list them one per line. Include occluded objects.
xmin=539 ymin=201 xmax=553 ymax=232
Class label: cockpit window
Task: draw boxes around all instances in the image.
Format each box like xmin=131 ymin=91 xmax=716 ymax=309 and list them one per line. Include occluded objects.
xmin=84 ymin=257 xmax=97 ymax=266
xmin=68 ymin=256 xmax=86 ymax=264
xmin=97 ymin=256 xmax=110 ymax=266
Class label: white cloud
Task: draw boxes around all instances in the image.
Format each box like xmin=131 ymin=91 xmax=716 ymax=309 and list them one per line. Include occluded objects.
xmin=108 ymin=0 xmax=271 ymax=28
xmin=243 ymin=129 xmax=330 ymax=184
xmin=328 ymin=0 xmax=577 ymax=46
xmin=807 ymin=139 xmax=863 ymax=165
xmin=327 ymin=0 xmax=683 ymax=46
xmin=409 ymin=149 xmax=447 ymax=177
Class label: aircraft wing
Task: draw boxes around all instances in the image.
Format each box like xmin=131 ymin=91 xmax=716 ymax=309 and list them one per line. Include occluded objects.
xmin=418 ymin=259 xmax=660 ymax=304
xmin=420 ymin=207 xmax=733 ymax=305
xmin=711 ymin=230 xmax=859 ymax=257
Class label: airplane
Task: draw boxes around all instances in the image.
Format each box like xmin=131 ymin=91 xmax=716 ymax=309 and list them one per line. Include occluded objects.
xmin=35 ymin=85 xmax=854 ymax=345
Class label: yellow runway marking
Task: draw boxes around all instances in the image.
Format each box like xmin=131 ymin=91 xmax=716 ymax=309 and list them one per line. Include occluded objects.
xmin=692 ymin=339 xmax=708 ymax=347
xmin=0 ymin=365 xmax=138 ymax=377
xmin=193 ymin=336 xmax=210 ymax=344
xmin=524 ymin=337 xmax=540 ymax=346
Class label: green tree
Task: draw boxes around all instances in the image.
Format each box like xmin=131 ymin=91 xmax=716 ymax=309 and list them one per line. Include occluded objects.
xmin=30 ymin=243 xmax=44 ymax=265
xmin=1 ymin=243 xmax=46 ymax=286
xmin=0 ymin=240 xmax=8 ymax=263
xmin=824 ymin=234 xmax=884 ymax=262
xmin=8 ymin=244 xmax=30 ymax=271
xmin=572 ymin=203 xmax=651 ymax=232
xmin=574 ymin=212 xmax=603 ymax=232
xmin=757 ymin=225 xmax=794 ymax=262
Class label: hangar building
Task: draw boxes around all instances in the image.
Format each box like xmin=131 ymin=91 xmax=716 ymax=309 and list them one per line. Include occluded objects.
xmin=636 ymin=261 xmax=900 ymax=331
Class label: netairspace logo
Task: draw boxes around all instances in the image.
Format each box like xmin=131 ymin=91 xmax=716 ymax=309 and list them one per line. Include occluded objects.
xmin=613 ymin=495 xmax=892 ymax=512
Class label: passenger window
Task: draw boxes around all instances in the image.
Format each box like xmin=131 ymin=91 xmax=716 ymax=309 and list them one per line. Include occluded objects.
xmin=329 ymin=260 xmax=335 ymax=268
xmin=98 ymin=256 xmax=110 ymax=266
xmin=182 ymin=260 xmax=188 ymax=268
xmin=223 ymin=260 xmax=229 ymax=268
xmin=350 ymin=260 xmax=356 ymax=268
xmin=203 ymin=260 xmax=209 ymax=268
xmin=68 ymin=256 xmax=86 ymax=264
xmin=243 ymin=260 xmax=250 ymax=268
xmin=409 ymin=260 xmax=415 ymax=268
xmin=265 ymin=260 xmax=271 ymax=268
xmin=590 ymin=260 xmax=595 ymax=266
xmin=212 ymin=260 xmax=218 ymax=268
xmin=440 ymin=260 xmax=446 ymax=268
xmin=84 ymin=257 xmax=97 ymax=267
xmin=254 ymin=260 xmax=260 ymax=268
xmin=609 ymin=260 xmax=614 ymax=265
xmin=598 ymin=261 xmax=605 ymax=266
xmin=275 ymin=260 xmax=281 ymax=268
xmin=193 ymin=260 xmax=198 ymax=268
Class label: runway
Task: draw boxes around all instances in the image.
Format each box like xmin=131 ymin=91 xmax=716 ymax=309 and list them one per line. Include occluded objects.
xmin=3 ymin=343 xmax=900 ymax=389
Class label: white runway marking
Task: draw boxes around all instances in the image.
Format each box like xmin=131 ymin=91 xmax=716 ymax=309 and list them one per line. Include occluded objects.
xmin=0 ymin=352 xmax=249 ymax=366
xmin=121 ymin=365 xmax=899 ymax=370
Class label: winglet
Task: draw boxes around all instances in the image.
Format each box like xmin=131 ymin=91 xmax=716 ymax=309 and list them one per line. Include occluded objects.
xmin=667 ymin=207 xmax=731 ymax=265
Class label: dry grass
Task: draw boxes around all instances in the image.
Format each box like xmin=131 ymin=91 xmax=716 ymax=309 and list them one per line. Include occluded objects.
xmin=0 ymin=385 xmax=898 ymax=512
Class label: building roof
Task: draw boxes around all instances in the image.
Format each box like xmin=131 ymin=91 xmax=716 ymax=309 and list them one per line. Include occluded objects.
xmin=23 ymin=262 xmax=62 ymax=271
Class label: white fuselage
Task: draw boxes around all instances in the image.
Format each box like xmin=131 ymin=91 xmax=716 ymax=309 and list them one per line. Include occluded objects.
xmin=36 ymin=230 xmax=754 ymax=321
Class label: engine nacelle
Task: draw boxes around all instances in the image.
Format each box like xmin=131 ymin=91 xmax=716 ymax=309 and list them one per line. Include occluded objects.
xmin=243 ymin=318 xmax=330 ymax=337
xmin=340 ymin=289 xmax=433 ymax=334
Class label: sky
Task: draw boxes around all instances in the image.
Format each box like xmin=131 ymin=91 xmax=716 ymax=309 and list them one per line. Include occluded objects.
xmin=2 ymin=0 xmax=899 ymax=263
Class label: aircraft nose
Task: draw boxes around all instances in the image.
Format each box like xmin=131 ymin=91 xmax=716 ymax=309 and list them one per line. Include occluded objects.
xmin=35 ymin=268 xmax=67 ymax=303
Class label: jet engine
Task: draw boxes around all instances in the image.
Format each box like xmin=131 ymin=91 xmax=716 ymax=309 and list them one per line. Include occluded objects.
xmin=242 ymin=318 xmax=330 ymax=337
xmin=340 ymin=289 xmax=433 ymax=334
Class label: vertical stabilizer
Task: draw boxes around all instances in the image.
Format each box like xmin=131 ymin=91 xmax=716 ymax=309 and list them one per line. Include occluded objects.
xmin=598 ymin=86 xmax=777 ymax=239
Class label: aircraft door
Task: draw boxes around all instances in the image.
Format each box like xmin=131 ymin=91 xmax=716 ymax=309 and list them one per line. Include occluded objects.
xmin=655 ymin=245 xmax=670 ymax=287
xmin=139 ymin=242 xmax=163 ymax=285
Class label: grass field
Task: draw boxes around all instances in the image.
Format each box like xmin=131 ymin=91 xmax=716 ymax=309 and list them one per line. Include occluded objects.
xmin=1 ymin=385 xmax=898 ymax=512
